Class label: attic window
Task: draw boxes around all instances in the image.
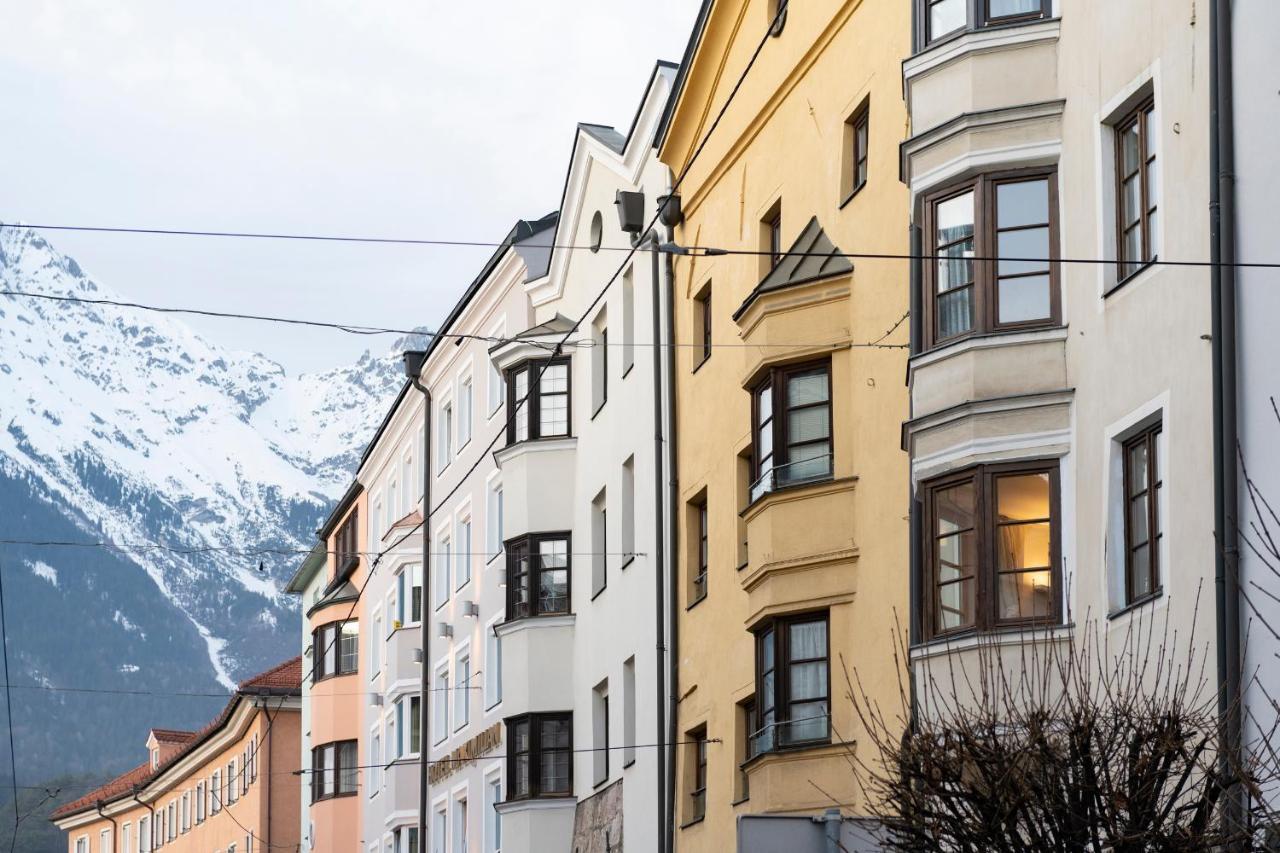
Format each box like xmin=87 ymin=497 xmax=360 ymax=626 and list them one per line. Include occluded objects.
xmin=152 ymin=747 xmax=159 ymax=769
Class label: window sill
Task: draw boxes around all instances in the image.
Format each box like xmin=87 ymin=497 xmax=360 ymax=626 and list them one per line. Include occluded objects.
xmin=686 ymin=591 xmax=708 ymax=611
xmin=620 ymin=555 xmax=635 ymax=571
xmin=743 ymin=474 xmax=838 ymax=515
xmin=495 ymin=613 xmax=576 ymax=638
xmin=907 ymin=17 xmax=1060 ymax=78
xmin=911 ymin=621 xmax=1074 ymax=659
xmin=487 ymin=551 xmax=502 ymax=566
xmin=736 ymin=561 xmax=748 ymax=572
xmin=680 ymin=815 xmax=706 ymax=830
xmin=731 ymin=795 xmax=750 ymax=807
xmin=838 ymin=181 xmax=867 ymax=210
xmin=742 ymin=738 xmax=836 ymax=770
xmin=623 ymin=758 xmax=636 ymax=770
xmin=1105 ymin=259 xmax=1159 ymax=299
xmin=590 ymin=583 xmax=607 ymax=603
xmin=1108 ymin=590 xmax=1163 ymax=621
xmin=312 ymin=671 xmax=358 ymax=684
xmin=692 ymin=354 xmax=711 ymax=375
xmin=910 ymin=325 xmax=1067 ymax=371
xmin=592 ymin=776 xmax=611 ymax=791
xmin=622 ymin=362 xmax=635 ymax=380
xmin=591 ymin=400 xmax=607 ymax=421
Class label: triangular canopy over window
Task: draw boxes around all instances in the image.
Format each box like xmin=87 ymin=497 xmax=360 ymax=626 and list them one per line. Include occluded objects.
xmin=734 ymin=216 xmax=854 ymax=320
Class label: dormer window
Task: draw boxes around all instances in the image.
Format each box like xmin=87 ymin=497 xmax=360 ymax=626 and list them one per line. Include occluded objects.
xmin=151 ymin=747 xmax=159 ymax=769
xmin=506 ymin=358 xmax=571 ymax=444
xmin=334 ymin=509 xmax=359 ymax=576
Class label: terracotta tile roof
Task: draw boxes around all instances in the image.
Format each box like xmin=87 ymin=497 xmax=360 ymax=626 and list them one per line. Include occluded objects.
xmin=239 ymin=655 xmax=302 ymax=691
xmin=51 ymin=762 xmax=153 ymax=819
xmin=389 ymin=509 xmax=423 ymax=530
xmin=149 ymin=729 xmax=195 ymax=743
xmin=50 ymin=656 xmax=301 ymax=823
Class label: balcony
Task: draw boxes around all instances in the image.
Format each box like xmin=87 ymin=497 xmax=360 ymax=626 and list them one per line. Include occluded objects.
xmin=493 ymin=438 xmax=577 ymax=539
xmin=381 ymin=758 xmax=421 ymax=816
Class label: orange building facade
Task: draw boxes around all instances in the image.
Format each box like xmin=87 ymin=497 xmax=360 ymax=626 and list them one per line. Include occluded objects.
xmin=51 ymin=658 xmax=302 ymax=853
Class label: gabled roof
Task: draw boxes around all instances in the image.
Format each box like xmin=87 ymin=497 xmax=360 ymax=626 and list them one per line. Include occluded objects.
xmin=51 ymin=656 xmax=302 ymax=822
xmin=656 ymin=1 xmax=715 ymax=149
xmin=733 ymin=216 xmax=855 ymax=320
xmin=148 ymin=729 xmax=195 ymax=744
xmin=285 ymin=541 xmax=327 ymax=595
xmin=579 ymin=123 xmax=626 ymax=154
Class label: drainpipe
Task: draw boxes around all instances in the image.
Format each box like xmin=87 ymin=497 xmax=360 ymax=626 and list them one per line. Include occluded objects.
xmin=661 ymin=207 xmax=680 ymax=853
xmin=812 ymin=808 xmax=841 ymax=853
xmin=262 ymin=697 xmax=275 ymax=850
xmin=95 ymin=800 xmax=119 ymax=852
xmin=129 ymin=792 xmax=153 ymax=852
xmin=1210 ymin=0 xmax=1243 ymax=841
xmin=404 ymin=355 xmax=433 ymax=853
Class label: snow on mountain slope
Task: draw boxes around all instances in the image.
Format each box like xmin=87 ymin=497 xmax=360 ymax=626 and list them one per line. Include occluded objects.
xmin=0 ymin=225 xmax=409 ymax=689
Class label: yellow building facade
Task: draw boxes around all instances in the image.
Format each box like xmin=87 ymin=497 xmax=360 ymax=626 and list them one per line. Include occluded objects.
xmin=658 ymin=0 xmax=910 ymax=846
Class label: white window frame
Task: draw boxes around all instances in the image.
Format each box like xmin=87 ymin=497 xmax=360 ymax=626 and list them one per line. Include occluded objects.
xmin=487 ymin=320 xmax=506 ymax=416
xmin=435 ymin=525 xmax=452 ymax=608
xmin=458 ymin=369 xmax=474 ymax=449
xmin=451 ymin=789 xmax=469 ymax=853
xmin=484 ymin=616 xmax=502 ymax=711
xmin=485 ymin=475 xmax=503 ymax=565
xmin=453 ymin=645 xmax=472 ymax=733
xmin=437 ymin=398 xmax=454 ymax=472
xmin=483 ymin=764 xmax=503 ymax=853
xmin=121 ymin=823 xmax=132 ymax=853
xmin=370 ymin=607 xmax=383 ymax=677
xmin=455 ymin=510 xmax=473 ymax=591
xmin=433 ymin=660 xmax=450 ymax=745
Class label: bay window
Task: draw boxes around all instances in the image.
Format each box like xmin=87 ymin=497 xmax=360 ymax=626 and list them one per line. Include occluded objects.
xmin=311 ymin=740 xmax=358 ymax=800
xmin=922 ymin=461 xmax=1059 ymax=639
xmin=505 ymin=358 xmax=571 ymax=444
xmin=312 ymin=620 xmax=358 ymax=681
xmin=505 ymin=713 xmax=572 ymax=800
xmin=753 ymin=612 xmax=830 ymax=752
xmin=750 ymin=360 xmax=832 ymax=501
xmin=919 ymin=0 xmax=1050 ymax=48
xmin=924 ymin=170 xmax=1059 ymax=348
xmin=504 ymin=533 xmax=571 ymax=620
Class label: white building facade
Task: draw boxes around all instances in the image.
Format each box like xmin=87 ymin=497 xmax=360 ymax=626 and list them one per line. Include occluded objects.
xmin=488 ymin=66 xmax=676 ymax=853
xmin=347 ymin=215 xmax=555 ymax=853
xmin=901 ymin=0 xmax=1217 ymax=685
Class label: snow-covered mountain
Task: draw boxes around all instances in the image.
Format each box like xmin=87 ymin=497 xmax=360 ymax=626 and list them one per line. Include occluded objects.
xmin=0 ymin=226 xmax=412 ymax=780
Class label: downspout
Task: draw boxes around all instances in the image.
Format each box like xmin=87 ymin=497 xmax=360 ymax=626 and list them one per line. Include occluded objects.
xmin=404 ymin=356 xmax=433 ymax=853
xmin=647 ymin=226 xmax=668 ymax=853
xmin=262 ymin=697 xmax=275 ymax=850
xmin=94 ymin=801 xmax=118 ymax=852
xmin=1209 ymin=0 xmax=1243 ymax=838
xmin=906 ymin=223 xmax=923 ymax=725
xmin=662 ymin=215 xmax=680 ymax=853
xmin=129 ymin=792 xmax=153 ymax=852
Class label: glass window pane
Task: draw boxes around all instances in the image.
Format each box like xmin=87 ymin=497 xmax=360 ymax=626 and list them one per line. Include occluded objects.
xmin=789 ymin=661 xmax=827 ymax=701
xmin=936 ymin=191 xmax=974 ymax=245
xmin=539 ymin=569 xmax=568 ymax=613
xmin=1127 ymin=441 xmax=1148 ymax=494
xmin=937 ymin=578 xmax=975 ymax=631
xmin=937 ymin=287 xmax=973 ymax=338
xmin=539 ymin=395 xmax=568 ymax=435
xmin=1122 ymin=175 xmax=1142 ymax=227
xmin=937 ymin=532 xmax=976 ymax=583
xmin=996 ymin=179 xmax=1048 ymax=229
xmin=540 ymin=364 xmax=568 ymax=394
xmin=989 ymin=0 xmax=1040 ymax=17
xmin=786 ymin=701 xmax=828 ymax=742
xmin=998 ymin=570 xmax=1054 ymax=620
xmin=997 ymin=227 xmax=1050 ymax=276
xmin=936 ymin=481 xmax=976 ymax=533
xmin=789 ymin=620 xmax=827 ymax=659
xmin=787 ymin=407 xmax=830 ymax=443
xmin=929 ymin=0 xmax=965 ymax=38
xmin=996 ymin=473 xmax=1050 ymax=521
xmin=1131 ymin=545 xmax=1152 ymax=597
xmin=786 ymin=371 xmax=829 ymax=407
xmin=1147 ymin=208 xmax=1160 ymax=258
xmin=1129 ymin=494 xmax=1150 ymax=545
xmin=1123 ymin=227 xmax=1143 ymax=273
xmin=757 ymin=382 xmax=772 ymax=423
xmin=782 ymin=442 xmax=831 ymax=483
xmin=1121 ymin=123 xmax=1141 ymax=174
xmin=997 ymin=521 xmax=1051 ymax=570
xmin=998 ymin=274 xmax=1051 ymax=324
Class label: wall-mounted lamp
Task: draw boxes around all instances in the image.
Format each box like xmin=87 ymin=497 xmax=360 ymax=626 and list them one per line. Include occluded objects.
xmin=461 ymin=601 xmax=480 ymax=618
xmin=498 ymin=566 xmax=507 ymax=588
xmin=615 ymin=190 xmax=646 ymax=235
xmin=438 ymin=623 xmax=453 ymax=639
xmin=371 ymin=694 xmax=384 ymax=706
xmin=413 ymin=648 xmax=424 ymax=664
xmin=656 ymin=193 xmax=683 ymax=228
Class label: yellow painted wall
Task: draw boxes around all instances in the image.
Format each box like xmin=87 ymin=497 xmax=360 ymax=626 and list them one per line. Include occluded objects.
xmin=659 ymin=0 xmax=910 ymax=846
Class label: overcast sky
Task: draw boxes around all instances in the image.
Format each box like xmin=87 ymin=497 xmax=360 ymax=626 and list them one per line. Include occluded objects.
xmin=0 ymin=1 xmax=698 ymax=374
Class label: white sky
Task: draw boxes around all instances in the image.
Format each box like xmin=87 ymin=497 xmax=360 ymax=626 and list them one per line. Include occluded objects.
xmin=0 ymin=1 xmax=699 ymax=373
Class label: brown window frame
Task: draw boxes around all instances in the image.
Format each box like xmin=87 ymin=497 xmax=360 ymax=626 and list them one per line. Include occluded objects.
xmin=1114 ymin=96 xmax=1159 ymax=284
xmin=749 ymin=358 xmax=834 ymax=501
xmin=334 ymin=509 xmax=359 ymax=577
xmin=845 ymin=100 xmax=871 ymax=202
xmin=310 ymin=739 xmax=358 ymax=801
xmin=311 ymin=619 xmax=358 ymax=682
xmin=504 ymin=532 xmax=572 ymax=621
xmin=921 ymin=168 xmax=1061 ymax=351
xmin=918 ymin=0 xmax=1050 ymax=49
xmin=766 ymin=207 xmax=782 ymax=269
xmin=1122 ymin=422 xmax=1163 ymax=606
xmin=697 ymin=289 xmax=712 ymax=366
xmin=753 ymin=611 xmax=831 ymax=753
xmin=920 ymin=460 xmax=1062 ymax=642
xmin=505 ymin=357 xmax=572 ymax=445
xmin=692 ymin=497 xmax=708 ymax=604
xmin=505 ymin=712 xmax=573 ymax=800
xmin=689 ymin=726 xmax=708 ymax=823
